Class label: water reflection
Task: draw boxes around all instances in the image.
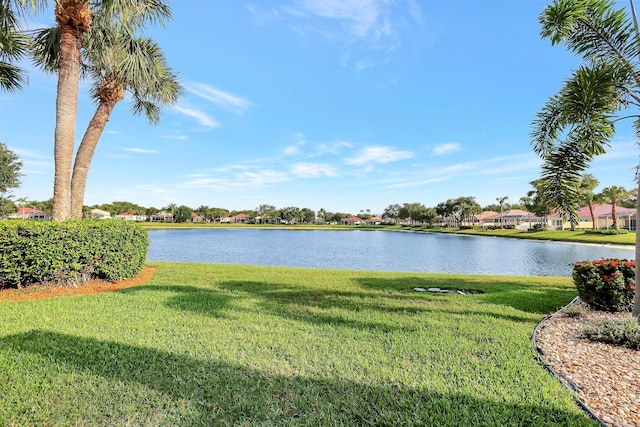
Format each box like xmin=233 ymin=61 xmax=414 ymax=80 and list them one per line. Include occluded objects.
xmin=146 ymin=229 xmax=634 ymax=276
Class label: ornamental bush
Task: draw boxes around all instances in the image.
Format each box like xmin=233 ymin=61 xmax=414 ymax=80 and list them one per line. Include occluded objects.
xmin=0 ymin=220 xmax=148 ymax=288
xmin=572 ymin=259 xmax=635 ymax=312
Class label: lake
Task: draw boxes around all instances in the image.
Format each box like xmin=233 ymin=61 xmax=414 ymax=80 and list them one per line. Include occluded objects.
xmin=146 ymin=228 xmax=635 ymax=276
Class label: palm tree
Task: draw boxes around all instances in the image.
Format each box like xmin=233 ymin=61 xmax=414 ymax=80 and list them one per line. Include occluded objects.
xmin=577 ymin=174 xmax=599 ymax=230
xmin=531 ymin=0 xmax=640 ymax=316
xmin=600 ymin=186 xmax=630 ymax=230
xmin=34 ymin=23 xmax=181 ymax=219
xmin=47 ymin=0 xmax=171 ymax=221
xmin=496 ymin=196 xmax=508 ymax=229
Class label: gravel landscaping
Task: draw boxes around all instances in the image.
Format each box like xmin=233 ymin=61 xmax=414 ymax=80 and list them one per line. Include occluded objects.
xmin=535 ymin=300 xmax=640 ymax=427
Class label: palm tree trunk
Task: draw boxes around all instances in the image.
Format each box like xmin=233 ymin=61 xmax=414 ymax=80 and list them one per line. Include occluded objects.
xmin=70 ymin=97 xmax=120 ymax=219
xmin=612 ymin=198 xmax=618 ymax=230
xmin=52 ymin=24 xmax=82 ymax=221
xmin=51 ymin=1 xmax=91 ymax=222
xmin=588 ymin=202 xmax=596 ymax=229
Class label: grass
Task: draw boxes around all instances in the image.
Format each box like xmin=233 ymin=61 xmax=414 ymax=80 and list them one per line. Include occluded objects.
xmin=432 ymin=227 xmax=635 ymax=246
xmin=0 ymin=263 xmax=598 ymax=426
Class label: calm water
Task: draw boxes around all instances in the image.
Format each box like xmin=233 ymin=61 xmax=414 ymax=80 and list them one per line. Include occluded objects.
xmin=146 ymin=228 xmax=634 ymax=276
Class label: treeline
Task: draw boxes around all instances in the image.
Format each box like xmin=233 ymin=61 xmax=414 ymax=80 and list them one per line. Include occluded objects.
xmin=8 ymin=177 xmax=638 ymax=224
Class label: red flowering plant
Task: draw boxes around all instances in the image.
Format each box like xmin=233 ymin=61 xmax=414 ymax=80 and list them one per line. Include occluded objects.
xmin=572 ymin=259 xmax=635 ymax=312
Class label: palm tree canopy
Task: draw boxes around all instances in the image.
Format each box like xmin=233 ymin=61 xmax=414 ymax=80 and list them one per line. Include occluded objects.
xmin=531 ymin=0 xmax=640 ymax=220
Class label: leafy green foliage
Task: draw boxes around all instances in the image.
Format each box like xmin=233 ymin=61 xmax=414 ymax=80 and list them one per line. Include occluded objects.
xmin=583 ymin=317 xmax=640 ymax=350
xmin=583 ymin=228 xmax=628 ymax=235
xmin=572 ymin=259 xmax=635 ymax=312
xmin=0 ymin=220 xmax=148 ymax=288
xmin=0 ymin=142 xmax=22 ymax=195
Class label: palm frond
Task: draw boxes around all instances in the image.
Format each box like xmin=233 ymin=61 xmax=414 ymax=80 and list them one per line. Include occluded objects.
xmin=0 ymin=60 xmax=26 ymax=91
xmin=540 ymin=138 xmax=593 ymax=224
xmin=29 ymin=26 xmax=60 ymax=73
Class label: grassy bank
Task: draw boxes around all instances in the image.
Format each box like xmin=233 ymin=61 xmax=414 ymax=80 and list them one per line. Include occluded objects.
xmin=0 ymin=263 xmax=596 ymax=426
xmin=436 ymin=227 xmax=635 ymax=246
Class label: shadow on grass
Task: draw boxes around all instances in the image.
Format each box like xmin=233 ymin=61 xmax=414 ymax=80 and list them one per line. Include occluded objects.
xmin=354 ymin=276 xmax=576 ymax=314
xmin=122 ymin=284 xmax=233 ymax=318
xmin=1 ymin=330 xmax=596 ymax=426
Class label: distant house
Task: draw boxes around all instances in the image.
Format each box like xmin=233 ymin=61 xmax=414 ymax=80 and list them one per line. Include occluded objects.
xmin=116 ymin=212 xmax=147 ymax=221
xmin=474 ymin=211 xmax=499 ymax=227
xmin=485 ymin=209 xmax=542 ymax=230
xmin=365 ymin=215 xmax=383 ymax=225
xmin=90 ymin=208 xmax=111 ymax=219
xmin=7 ymin=207 xmax=49 ymax=220
xmin=231 ymin=213 xmax=250 ymax=224
xmin=150 ymin=211 xmax=173 ymax=222
xmin=567 ymin=204 xmax=636 ymax=230
xmin=341 ymin=216 xmax=362 ymax=225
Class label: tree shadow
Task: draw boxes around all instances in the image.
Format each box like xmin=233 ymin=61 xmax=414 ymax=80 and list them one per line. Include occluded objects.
xmin=354 ymin=276 xmax=577 ymax=315
xmin=0 ymin=330 xmax=596 ymax=426
xmin=120 ymin=284 xmax=233 ymax=318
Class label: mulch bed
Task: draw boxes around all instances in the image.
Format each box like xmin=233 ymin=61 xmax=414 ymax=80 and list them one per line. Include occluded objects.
xmin=0 ymin=266 xmax=156 ymax=302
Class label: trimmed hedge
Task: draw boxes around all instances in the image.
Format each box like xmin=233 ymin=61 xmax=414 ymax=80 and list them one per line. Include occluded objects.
xmin=0 ymin=220 xmax=148 ymax=288
xmin=572 ymin=259 xmax=635 ymax=312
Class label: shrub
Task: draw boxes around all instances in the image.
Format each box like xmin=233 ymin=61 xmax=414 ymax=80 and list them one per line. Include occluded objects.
xmin=572 ymin=259 xmax=635 ymax=312
xmin=560 ymin=304 xmax=587 ymax=318
xmin=530 ymin=223 xmax=547 ymax=231
xmin=583 ymin=228 xmax=629 ymax=235
xmin=583 ymin=317 xmax=640 ymax=350
xmin=0 ymin=220 xmax=148 ymax=288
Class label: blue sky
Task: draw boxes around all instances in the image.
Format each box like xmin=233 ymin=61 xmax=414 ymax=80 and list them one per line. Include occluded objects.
xmin=1 ymin=0 xmax=637 ymax=214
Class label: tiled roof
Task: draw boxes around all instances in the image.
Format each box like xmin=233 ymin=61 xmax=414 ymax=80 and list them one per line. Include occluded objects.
xmin=575 ymin=204 xmax=635 ymax=218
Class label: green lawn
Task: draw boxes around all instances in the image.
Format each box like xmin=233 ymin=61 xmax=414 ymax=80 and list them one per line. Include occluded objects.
xmin=0 ymin=263 xmax=597 ymax=426
xmin=439 ymin=227 xmax=635 ymax=246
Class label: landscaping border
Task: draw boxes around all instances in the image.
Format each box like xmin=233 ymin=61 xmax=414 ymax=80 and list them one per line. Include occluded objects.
xmin=532 ymin=297 xmax=606 ymax=426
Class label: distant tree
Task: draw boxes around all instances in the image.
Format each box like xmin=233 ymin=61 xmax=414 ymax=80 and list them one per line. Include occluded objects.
xmin=0 ymin=142 xmax=22 ymax=196
xmin=398 ymin=202 xmax=430 ymax=225
xmin=300 ymin=207 xmax=315 ymax=224
xmin=519 ymin=195 xmax=536 ymax=230
xmin=318 ymin=208 xmax=327 ymax=224
xmin=436 ymin=197 xmax=481 ymax=227
xmin=453 ymin=196 xmax=481 ymax=226
xmin=209 ymin=207 xmax=228 ymax=221
xmin=32 ymin=198 xmax=53 ymax=216
xmin=358 ymin=208 xmax=372 ymax=220
xmin=526 ymin=180 xmax=552 ymax=222
xmin=145 ymin=206 xmax=159 ymax=217
xmin=256 ymin=204 xmax=278 ymax=222
xmin=383 ymin=204 xmax=401 ymax=221
xmin=173 ymin=205 xmax=193 ymax=223
xmin=577 ymin=174 xmax=599 ymax=230
xmin=435 ymin=199 xmax=456 ymax=226
xmin=0 ymin=197 xmax=16 ymax=218
xmin=279 ymin=206 xmax=301 ymax=223
xmin=496 ymin=196 xmax=509 ymax=229
xmin=599 ymin=186 xmax=630 ymax=230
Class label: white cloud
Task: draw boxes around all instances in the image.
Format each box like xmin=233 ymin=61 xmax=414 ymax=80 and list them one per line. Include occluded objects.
xmin=291 ymin=162 xmax=338 ymax=177
xmin=346 ymin=145 xmax=413 ymax=165
xmin=385 ymin=177 xmax=448 ymax=189
xmin=173 ymin=105 xmax=219 ymax=128
xmin=432 ymin=142 xmax=462 ymax=156
xmin=314 ymin=139 xmax=353 ymax=156
xmin=284 ymin=145 xmax=300 ymax=155
xmin=123 ymin=148 xmax=159 ymax=154
xmin=185 ymin=82 xmax=252 ymax=115
xmin=183 ymin=168 xmax=290 ymax=191
xmin=294 ymin=0 xmax=380 ymax=38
